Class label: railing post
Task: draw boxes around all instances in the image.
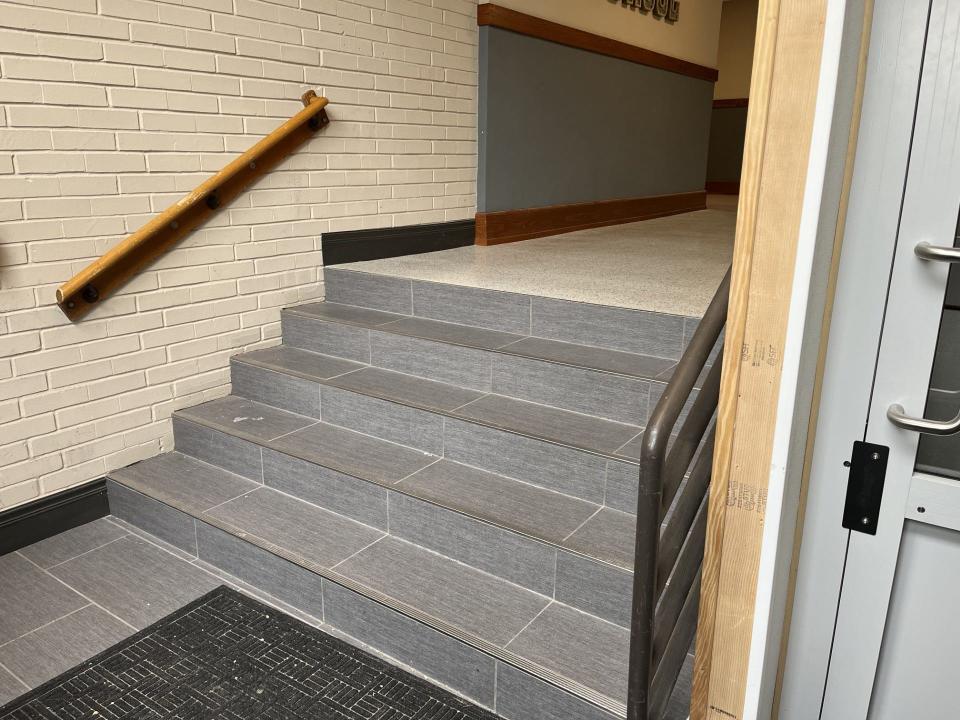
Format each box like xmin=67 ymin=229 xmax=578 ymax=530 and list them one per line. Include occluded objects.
xmin=627 ymin=430 xmax=666 ymax=720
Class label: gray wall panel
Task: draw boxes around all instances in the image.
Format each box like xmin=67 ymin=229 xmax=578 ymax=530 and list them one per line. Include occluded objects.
xmin=478 ymin=27 xmax=714 ymax=213
xmin=706 ymin=106 xmax=748 ymax=183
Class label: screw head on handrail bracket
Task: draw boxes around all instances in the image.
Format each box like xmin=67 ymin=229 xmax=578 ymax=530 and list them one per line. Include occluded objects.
xmin=81 ymin=285 xmax=99 ymax=304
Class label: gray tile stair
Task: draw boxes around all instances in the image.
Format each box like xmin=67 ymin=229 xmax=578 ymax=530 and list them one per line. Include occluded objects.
xmin=100 ymin=270 xmax=705 ymax=720
xmin=232 ymin=349 xmax=645 ymax=463
xmin=323 ymin=268 xmax=698 ymax=360
xmin=207 ymin=488 xmax=385 ymax=569
xmin=506 ymin=603 xmax=629 ymax=703
xmin=334 ymin=536 xmax=550 ymax=646
xmin=165 ymin=401 xmax=635 ymax=623
xmin=395 ymin=460 xmax=597 ymax=546
xmin=105 ymin=468 xmax=638 ymax=716
xmin=282 ymin=303 xmax=684 ymax=425
xmin=454 ymin=394 xmax=640 ymax=457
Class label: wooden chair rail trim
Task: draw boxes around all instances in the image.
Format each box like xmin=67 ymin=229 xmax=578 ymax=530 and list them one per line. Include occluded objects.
xmin=713 ymin=97 xmax=749 ymax=109
xmin=477 ymin=4 xmax=719 ymax=83
xmin=56 ymin=91 xmax=331 ymax=321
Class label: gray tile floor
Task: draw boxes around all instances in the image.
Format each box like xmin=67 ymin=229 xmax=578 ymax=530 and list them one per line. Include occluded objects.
xmin=1 ymin=517 xmax=695 ymax=719
xmin=0 ymin=517 xmax=320 ymax=706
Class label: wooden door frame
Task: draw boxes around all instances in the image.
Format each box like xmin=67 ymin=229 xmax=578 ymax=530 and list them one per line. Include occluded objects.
xmin=691 ymin=0 xmax=875 ymax=717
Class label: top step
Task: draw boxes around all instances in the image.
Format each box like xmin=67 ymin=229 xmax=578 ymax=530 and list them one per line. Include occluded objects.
xmin=323 ymin=267 xmax=701 ymax=363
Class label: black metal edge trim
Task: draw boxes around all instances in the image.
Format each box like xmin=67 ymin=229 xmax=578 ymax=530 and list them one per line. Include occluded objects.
xmin=322 ymin=219 xmax=475 ymax=265
xmin=0 ymin=478 xmax=109 ymax=556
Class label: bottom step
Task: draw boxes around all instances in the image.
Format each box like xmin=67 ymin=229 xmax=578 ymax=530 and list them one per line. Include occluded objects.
xmin=108 ymin=454 xmax=694 ymax=720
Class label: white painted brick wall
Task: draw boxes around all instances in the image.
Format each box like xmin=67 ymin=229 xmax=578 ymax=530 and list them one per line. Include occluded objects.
xmin=0 ymin=0 xmax=478 ymax=509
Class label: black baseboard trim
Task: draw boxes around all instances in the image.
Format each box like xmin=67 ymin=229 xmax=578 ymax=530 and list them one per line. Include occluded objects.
xmin=322 ymin=219 xmax=475 ymax=265
xmin=0 ymin=479 xmax=109 ymax=556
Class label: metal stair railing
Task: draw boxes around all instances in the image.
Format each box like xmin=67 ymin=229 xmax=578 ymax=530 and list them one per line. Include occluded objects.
xmin=627 ymin=267 xmax=730 ymax=720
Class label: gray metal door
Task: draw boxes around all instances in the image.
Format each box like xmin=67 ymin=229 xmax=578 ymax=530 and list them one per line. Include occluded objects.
xmin=781 ymin=0 xmax=960 ymax=716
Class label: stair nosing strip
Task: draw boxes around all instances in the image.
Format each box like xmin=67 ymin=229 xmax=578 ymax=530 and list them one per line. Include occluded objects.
xmin=170 ymin=413 xmax=634 ymax=574
xmin=231 ymin=356 xmax=645 ymax=464
xmin=282 ymin=305 xmax=680 ymax=385
xmin=107 ymin=476 xmax=627 ymax=718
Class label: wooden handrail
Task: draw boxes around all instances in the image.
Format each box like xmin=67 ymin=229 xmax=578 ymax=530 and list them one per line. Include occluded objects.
xmin=56 ymin=91 xmax=331 ymax=321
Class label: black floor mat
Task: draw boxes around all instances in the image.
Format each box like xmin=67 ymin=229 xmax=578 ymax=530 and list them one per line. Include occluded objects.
xmin=0 ymin=585 xmax=497 ymax=719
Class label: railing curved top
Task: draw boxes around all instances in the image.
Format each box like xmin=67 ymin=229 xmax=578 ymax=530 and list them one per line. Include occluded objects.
xmin=641 ymin=268 xmax=731 ymax=476
xmin=56 ymin=91 xmax=331 ymax=321
xmin=627 ymin=267 xmax=731 ymax=720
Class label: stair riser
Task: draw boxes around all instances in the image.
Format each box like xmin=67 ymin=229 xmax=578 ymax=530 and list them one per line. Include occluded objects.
xmin=325 ymin=268 xmax=695 ymax=360
xmin=230 ymin=361 xmax=640 ymax=507
xmin=108 ymin=482 xmax=621 ymax=720
xmin=170 ymin=415 xmax=633 ymax=626
xmin=277 ymin=315 xmax=662 ymax=426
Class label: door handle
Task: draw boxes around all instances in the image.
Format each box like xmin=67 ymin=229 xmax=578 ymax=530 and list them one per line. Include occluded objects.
xmin=887 ymin=403 xmax=960 ymax=435
xmin=915 ymin=241 xmax=960 ymax=262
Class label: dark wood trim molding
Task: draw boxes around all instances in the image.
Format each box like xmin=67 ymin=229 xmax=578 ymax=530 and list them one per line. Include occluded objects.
xmin=477 ymin=4 xmax=719 ymax=83
xmin=475 ymin=191 xmax=708 ymax=246
xmin=713 ymin=97 xmax=749 ymax=109
xmin=705 ymin=181 xmax=741 ymax=195
xmin=0 ymin=479 xmax=109 ymax=556
xmin=322 ymin=219 xmax=475 ymax=265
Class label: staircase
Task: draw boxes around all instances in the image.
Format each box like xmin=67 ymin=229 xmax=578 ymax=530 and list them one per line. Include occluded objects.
xmin=107 ymin=266 xmax=708 ymax=720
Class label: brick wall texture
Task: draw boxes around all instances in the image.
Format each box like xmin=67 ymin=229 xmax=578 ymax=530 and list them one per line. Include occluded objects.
xmin=0 ymin=0 xmax=478 ymax=509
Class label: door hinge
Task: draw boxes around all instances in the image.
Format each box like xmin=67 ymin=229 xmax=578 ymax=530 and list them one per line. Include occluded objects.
xmin=842 ymin=441 xmax=889 ymax=535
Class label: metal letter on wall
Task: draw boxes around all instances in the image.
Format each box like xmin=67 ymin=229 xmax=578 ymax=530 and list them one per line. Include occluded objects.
xmin=614 ymin=0 xmax=679 ymax=22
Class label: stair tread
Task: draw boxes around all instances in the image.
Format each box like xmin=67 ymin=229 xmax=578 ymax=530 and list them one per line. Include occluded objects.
xmin=291 ymin=300 xmax=404 ymax=328
xmin=240 ymin=345 xmax=364 ymax=380
xmin=396 ymin=460 xmax=599 ymax=548
xmin=564 ymin=508 xmax=636 ymax=571
xmin=172 ymin=397 xmax=636 ymax=569
xmin=111 ymin=452 xmax=258 ymax=515
xmin=174 ymin=395 xmax=636 ymax=571
xmin=107 ymin=461 xmax=630 ymax=708
xmin=502 ymin=336 xmax=677 ymax=382
xmin=207 ymin=486 xmax=384 ymax=568
xmin=177 ymin=395 xmax=315 ymax=444
xmin=287 ymin=301 xmax=678 ymax=382
xmin=380 ymin=315 xmax=525 ymax=351
xmin=505 ymin=603 xmax=628 ymax=704
xmin=270 ymin=421 xmax=437 ymax=487
xmin=454 ymin=394 xmax=641 ymax=458
xmin=327 ymin=366 xmax=484 ymax=413
xmin=335 ymin=536 xmax=550 ymax=648
xmin=179 ymin=396 xmax=437 ymax=487
xmin=234 ymin=349 xmax=644 ymax=461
